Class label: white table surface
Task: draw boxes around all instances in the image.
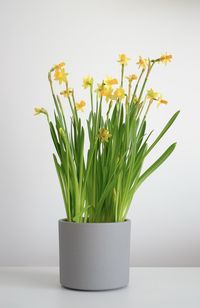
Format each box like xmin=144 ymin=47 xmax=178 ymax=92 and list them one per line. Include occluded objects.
xmin=0 ymin=267 xmax=200 ymax=308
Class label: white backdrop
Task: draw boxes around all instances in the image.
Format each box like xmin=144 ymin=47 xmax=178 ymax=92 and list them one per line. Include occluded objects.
xmin=0 ymin=0 xmax=200 ymax=266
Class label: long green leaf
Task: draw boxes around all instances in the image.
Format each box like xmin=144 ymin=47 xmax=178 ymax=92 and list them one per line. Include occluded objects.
xmin=137 ymin=142 xmax=177 ymax=188
xmin=49 ymin=122 xmax=61 ymax=157
xmin=145 ymin=111 xmax=180 ymax=156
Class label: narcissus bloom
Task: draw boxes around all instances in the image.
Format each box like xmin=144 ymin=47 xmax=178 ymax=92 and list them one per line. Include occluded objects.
xmin=100 ymin=85 xmax=113 ymax=102
xmin=34 ymin=107 xmax=48 ymax=116
xmin=83 ymin=76 xmax=93 ymax=89
xmin=54 ymin=62 xmax=65 ymax=70
xmin=98 ymin=128 xmax=112 ymax=143
xmin=104 ymin=76 xmax=118 ymax=86
xmin=95 ymin=83 xmax=104 ymax=95
xmin=126 ymin=74 xmax=138 ymax=82
xmin=147 ymin=89 xmax=159 ymax=100
xmin=75 ymin=100 xmax=86 ymax=111
xmin=159 ymin=53 xmax=172 ymax=64
xmin=60 ymin=88 xmax=73 ymax=97
xmin=54 ymin=68 xmax=68 ymax=84
xmin=137 ymin=56 xmax=149 ymax=70
xmin=118 ymin=54 xmax=130 ymax=65
xmin=113 ymin=87 xmax=125 ymax=100
xmin=157 ymin=96 xmax=168 ymax=107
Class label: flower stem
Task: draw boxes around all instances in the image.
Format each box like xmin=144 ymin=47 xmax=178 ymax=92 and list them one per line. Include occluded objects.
xmin=128 ymin=82 xmax=132 ymax=102
xmin=121 ymin=64 xmax=124 ymax=87
xmin=131 ymin=70 xmax=144 ymax=104
xmin=90 ymin=84 xmax=94 ymax=113
xmin=138 ymin=61 xmax=155 ymax=103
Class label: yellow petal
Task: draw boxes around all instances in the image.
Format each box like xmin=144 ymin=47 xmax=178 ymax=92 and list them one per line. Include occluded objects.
xmin=117 ymin=54 xmax=130 ymax=65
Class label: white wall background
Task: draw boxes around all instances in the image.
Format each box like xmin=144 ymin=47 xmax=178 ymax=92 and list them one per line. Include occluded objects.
xmin=0 ymin=0 xmax=200 ymax=266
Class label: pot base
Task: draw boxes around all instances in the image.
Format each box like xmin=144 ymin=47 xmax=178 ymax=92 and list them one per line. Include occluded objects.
xmin=61 ymin=283 xmax=129 ymax=292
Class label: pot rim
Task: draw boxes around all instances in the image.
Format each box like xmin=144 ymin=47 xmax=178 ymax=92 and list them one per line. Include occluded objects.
xmin=59 ymin=218 xmax=130 ymax=226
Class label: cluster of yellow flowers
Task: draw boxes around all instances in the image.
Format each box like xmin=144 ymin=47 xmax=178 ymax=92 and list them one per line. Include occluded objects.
xmin=34 ymin=52 xmax=172 ymax=136
xmin=58 ymin=53 xmax=170 ymax=107
xmin=96 ymin=83 xmax=125 ymax=102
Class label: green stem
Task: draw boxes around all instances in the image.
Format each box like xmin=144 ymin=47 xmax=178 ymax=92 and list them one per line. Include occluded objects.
xmin=131 ymin=70 xmax=144 ymax=103
xmin=71 ymin=89 xmax=79 ymax=124
xmin=121 ymin=64 xmax=124 ymax=87
xmin=90 ymin=84 xmax=94 ymax=113
xmin=138 ymin=61 xmax=155 ymax=103
xmin=127 ymin=82 xmax=131 ymax=103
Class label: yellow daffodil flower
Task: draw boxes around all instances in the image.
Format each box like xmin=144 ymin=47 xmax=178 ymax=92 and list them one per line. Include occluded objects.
xmin=54 ymin=68 xmax=68 ymax=84
xmin=104 ymin=76 xmax=118 ymax=86
xmin=75 ymin=100 xmax=86 ymax=111
xmin=146 ymin=89 xmax=159 ymax=100
xmin=98 ymin=128 xmax=112 ymax=143
xmin=118 ymin=54 xmax=130 ymax=65
xmin=159 ymin=53 xmax=172 ymax=64
xmin=54 ymin=62 xmax=65 ymax=70
xmin=83 ymin=76 xmax=93 ymax=89
xmin=137 ymin=56 xmax=149 ymax=70
xmin=113 ymin=87 xmax=125 ymax=101
xmin=34 ymin=107 xmax=48 ymax=116
xmin=60 ymin=88 xmax=73 ymax=97
xmin=157 ymin=96 xmax=168 ymax=107
xmin=126 ymin=74 xmax=138 ymax=82
xmin=95 ymin=83 xmax=104 ymax=95
xmin=100 ymin=85 xmax=113 ymax=102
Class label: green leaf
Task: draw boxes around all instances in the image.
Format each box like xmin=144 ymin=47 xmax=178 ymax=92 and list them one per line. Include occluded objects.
xmin=49 ymin=122 xmax=61 ymax=157
xmin=53 ymin=154 xmax=71 ymax=220
xmin=145 ymin=111 xmax=180 ymax=156
xmin=72 ymin=205 xmax=93 ymax=223
xmin=137 ymin=142 xmax=177 ymax=188
xmin=136 ymin=120 xmax=146 ymax=151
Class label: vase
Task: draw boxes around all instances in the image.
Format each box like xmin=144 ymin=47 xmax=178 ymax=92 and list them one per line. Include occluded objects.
xmin=58 ymin=219 xmax=131 ymax=291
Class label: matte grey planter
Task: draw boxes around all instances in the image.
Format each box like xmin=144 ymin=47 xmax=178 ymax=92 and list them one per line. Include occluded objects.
xmin=58 ymin=219 xmax=131 ymax=291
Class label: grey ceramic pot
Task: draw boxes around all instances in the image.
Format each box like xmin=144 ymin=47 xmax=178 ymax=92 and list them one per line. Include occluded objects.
xmin=58 ymin=219 xmax=131 ymax=291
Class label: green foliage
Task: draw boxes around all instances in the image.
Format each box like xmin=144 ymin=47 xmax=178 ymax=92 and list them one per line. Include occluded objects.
xmin=37 ymin=57 xmax=179 ymax=223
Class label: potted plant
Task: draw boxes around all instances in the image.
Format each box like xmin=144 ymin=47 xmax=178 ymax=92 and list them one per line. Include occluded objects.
xmin=35 ymin=53 xmax=179 ymax=290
